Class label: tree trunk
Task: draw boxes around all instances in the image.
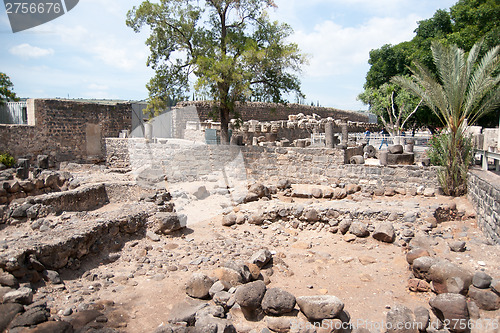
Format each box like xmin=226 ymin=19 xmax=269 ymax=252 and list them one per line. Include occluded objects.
xmin=219 ymin=103 xmax=230 ymax=144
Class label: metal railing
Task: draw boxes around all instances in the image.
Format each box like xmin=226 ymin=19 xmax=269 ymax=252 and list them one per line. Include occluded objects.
xmin=476 ymin=149 xmax=500 ymax=171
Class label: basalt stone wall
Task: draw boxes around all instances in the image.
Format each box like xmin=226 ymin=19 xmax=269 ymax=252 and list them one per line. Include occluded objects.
xmin=468 ymin=169 xmax=500 ymax=244
xmin=0 ymin=99 xmax=132 ymax=162
xmin=176 ymin=101 xmax=369 ymax=123
xmin=105 ymin=138 xmax=439 ymax=191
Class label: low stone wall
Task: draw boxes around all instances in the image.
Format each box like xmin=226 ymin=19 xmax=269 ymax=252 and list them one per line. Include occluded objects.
xmin=34 ymin=184 xmax=109 ymax=214
xmin=105 ymin=138 xmax=440 ymax=191
xmin=468 ymin=169 xmax=500 ymax=244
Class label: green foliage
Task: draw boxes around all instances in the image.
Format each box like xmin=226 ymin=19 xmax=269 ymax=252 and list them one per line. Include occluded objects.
xmin=394 ymin=40 xmax=499 ymax=196
xmin=427 ymin=131 xmax=474 ymax=196
xmin=363 ymin=0 xmax=500 ymax=128
xmin=0 ymin=73 xmax=19 ymax=106
xmin=127 ymin=0 xmax=306 ymax=142
xmin=357 ymin=82 xmax=422 ymax=136
xmin=0 ymin=152 xmax=16 ymax=168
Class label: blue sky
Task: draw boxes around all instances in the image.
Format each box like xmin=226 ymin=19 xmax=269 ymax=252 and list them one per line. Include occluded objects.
xmin=0 ymin=0 xmax=457 ymax=111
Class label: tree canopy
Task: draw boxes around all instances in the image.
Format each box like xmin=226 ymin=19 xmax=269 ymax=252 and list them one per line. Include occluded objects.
xmin=127 ymin=0 xmax=306 ymax=142
xmin=362 ymin=0 xmax=500 ymax=128
xmin=357 ymin=82 xmax=422 ymax=136
xmin=393 ymin=40 xmax=500 ymax=195
xmin=0 ymin=73 xmax=19 ymax=106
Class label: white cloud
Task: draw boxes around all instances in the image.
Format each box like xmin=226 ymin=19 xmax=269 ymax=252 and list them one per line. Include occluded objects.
xmin=293 ymin=14 xmax=421 ymax=78
xmin=88 ymin=83 xmax=109 ymax=91
xmin=9 ymin=43 xmax=55 ymax=58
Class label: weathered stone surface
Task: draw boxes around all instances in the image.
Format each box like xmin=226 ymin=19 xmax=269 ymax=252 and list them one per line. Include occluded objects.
xmin=261 ymin=288 xmax=296 ymax=315
xmin=222 ymin=213 xmax=237 ymax=227
xmin=23 ymin=320 xmax=74 ymax=333
xmin=296 ymin=295 xmax=344 ymax=321
xmin=412 ymin=256 xmax=438 ymax=280
xmin=213 ymin=291 xmax=234 ymax=310
xmin=167 ymin=300 xmax=208 ymax=325
xmin=332 ymin=188 xmax=347 ymax=200
xmin=266 ymin=316 xmax=292 ymax=333
xmin=311 ymin=188 xmax=323 ymax=199
xmin=386 ymin=304 xmax=417 ymax=333
xmin=304 ymin=209 xmax=319 ymax=222
xmin=11 ymin=203 xmax=33 ymax=219
xmin=345 ymin=184 xmax=361 ymax=194
xmin=249 ymin=249 xmax=272 ymax=268
xmin=33 ymin=184 xmax=108 ymax=213
xmin=151 ymin=212 xmax=187 ymax=234
xmin=248 ymin=183 xmax=269 ymax=198
xmin=384 ymin=188 xmax=396 ymax=196
xmin=185 ymin=273 xmax=214 ymax=299
xmin=192 ymin=186 xmax=210 ymax=200
xmin=42 ymin=269 xmax=62 ymax=284
xmin=195 ymin=306 xmax=235 ymax=333
xmin=277 ymin=179 xmax=292 ymax=190
xmin=449 ymin=241 xmax=466 ymax=253
xmin=37 ymin=155 xmax=49 ymax=169
xmin=372 ymin=223 xmax=395 ymax=243
xmin=472 ymin=271 xmax=492 ymax=289
xmin=222 ymin=261 xmax=252 ymax=283
xmin=467 ymin=285 xmax=500 ymax=311
xmin=408 ymin=279 xmax=431 ymax=292
xmin=248 ymin=211 xmax=265 ymax=225
xmin=387 ymin=153 xmax=415 ymax=165
xmin=0 ymin=303 xmax=24 ymax=332
xmin=429 ymin=293 xmax=470 ymax=333
xmin=413 ymin=306 xmax=430 ymax=332
xmin=491 ymin=279 xmax=500 ymax=294
xmin=3 ymin=287 xmax=33 ymax=305
xmin=0 ymin=271 xmax=18 ymax=288
xmin=338 ymin=219 xmax=352 ymax=235
xmin=423 ymin=188 xmax=435 ymax=197
xmin=428 ymin=262 xmax=472 ymax=295
xmin=213 ymin=268 xmax=243 ymax=288
xmin=63 ymin=309 xmax=103 ymax=330
xmin=349 ymin=222 xmax=369 ymax=238
xmin=9 ymin=304 xmax=49 ymax=328
xmin=291 ymin=189 xmax=312 ymax=199
xmin=388 ymin=145 xmax=404 ymax=154
xmin=349 ymin=155 xmax=365 ymax=165
xmin=235 ymin=280 xmax=266 ymax=309
xmin=209 ymin=281 xmax=228 ymax=298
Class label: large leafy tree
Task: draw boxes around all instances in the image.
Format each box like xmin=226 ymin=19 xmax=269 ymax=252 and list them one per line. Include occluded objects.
xmin=0 ymin=73 xmax=19 ymax=106
xmin=362 ymin=0 xmax=500 ymax=128
xmin=357 ymin=83 xmax=422 ymax=136
xmin=127 ymin=0 xmax=306 ymax=143
xmin=393 ymin=40 xmax=500 ymax=196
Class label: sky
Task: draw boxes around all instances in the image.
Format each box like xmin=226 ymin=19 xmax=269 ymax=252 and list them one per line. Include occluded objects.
xmin=0 ymin=0 xmax=458 ymax=111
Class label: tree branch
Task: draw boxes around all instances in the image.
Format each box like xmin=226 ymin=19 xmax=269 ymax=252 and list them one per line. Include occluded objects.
xmin=401 ymin=98 xmax=423 ymax=130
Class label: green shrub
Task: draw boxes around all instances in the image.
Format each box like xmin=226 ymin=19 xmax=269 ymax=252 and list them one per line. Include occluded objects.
xmin=427 ymin=131 xmax=473 ymax=196
xmin=0 ymin=152 xmax=16 ymax=168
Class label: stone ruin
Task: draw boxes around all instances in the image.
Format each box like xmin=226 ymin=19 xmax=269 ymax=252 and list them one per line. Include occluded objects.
xmin=0 ymin=149 xmax=499 ymax=332
xmin=229 ymin=113 xmax=378 ymax=149
xmin=0 ymin=100 xmax=499 ymax=333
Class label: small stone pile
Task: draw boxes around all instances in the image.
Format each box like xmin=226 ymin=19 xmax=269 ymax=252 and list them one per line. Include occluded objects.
xmin=158 ymin=249 xmax=352 ymax=333
xmin=401 ymin=238 xmax=500 ymax=332
xmin=0 ymin=168 xmax=75 ymax=206
xmin=0 ymin=257 xmax=119 ymax=332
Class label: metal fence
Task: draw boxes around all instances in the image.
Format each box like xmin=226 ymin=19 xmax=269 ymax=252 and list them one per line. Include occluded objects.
xmin=0 ymin=101 xmax=28 ymax=124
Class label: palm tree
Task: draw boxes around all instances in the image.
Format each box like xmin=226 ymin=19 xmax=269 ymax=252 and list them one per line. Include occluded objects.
xmin=392 ymin=40 xmax=500 ymax=196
